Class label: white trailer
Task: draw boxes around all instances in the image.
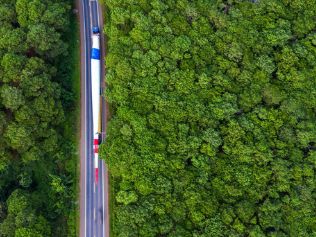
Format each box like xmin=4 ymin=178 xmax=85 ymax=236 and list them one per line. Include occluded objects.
xmin=91 ymin=28 xmax=101 ymax=184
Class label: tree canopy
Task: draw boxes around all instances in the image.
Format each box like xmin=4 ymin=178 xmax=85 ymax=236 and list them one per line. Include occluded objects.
xmin=101 ymin=0 xmax=316 ymax=236
xmin=0 ymin=0 xmax=77 ymax=236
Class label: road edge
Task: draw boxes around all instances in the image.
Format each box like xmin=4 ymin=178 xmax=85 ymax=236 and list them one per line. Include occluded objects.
xmin=78 ymin=0 xmax=86 ymax=236
xmin=98 ymin=1 xmax=110 ymax=236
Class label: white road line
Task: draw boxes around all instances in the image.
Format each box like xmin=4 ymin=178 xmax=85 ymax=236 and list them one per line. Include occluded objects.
xmin=96 ymin=1 xmax=106 ymax=236
xmin=89 ymin=2 xmax=93 ymax=35
xmin=96 ymin=0 xmax=100 ymax=27
xmin=82 ymin=0 xmax=87 ymax=236
xmin=102 ymin=161 xmax=105 ymax=237
xmin=88 ymin=3 xmax=97 ymax=237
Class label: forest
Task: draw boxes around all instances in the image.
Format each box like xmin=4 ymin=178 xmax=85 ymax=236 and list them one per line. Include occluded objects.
xmin=101 ymin=0 xmax=316 ymax=236
xmin=0 ymin=0 xmax=78 ymax=236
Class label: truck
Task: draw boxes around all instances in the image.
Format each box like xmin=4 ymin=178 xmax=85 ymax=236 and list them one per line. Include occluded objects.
xmin=91 ymin=26 xmax=101 ymax=184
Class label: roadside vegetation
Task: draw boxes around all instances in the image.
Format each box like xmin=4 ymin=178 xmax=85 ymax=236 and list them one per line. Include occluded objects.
xmin=0 ymin=0 xmax=79 ymax=236
xmin=101 ymin=0 xmax=316 ymax=236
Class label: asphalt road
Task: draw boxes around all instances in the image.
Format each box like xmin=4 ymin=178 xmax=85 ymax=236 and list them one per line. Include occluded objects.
xmin=79 ymin=0 xmax=109 ymax=236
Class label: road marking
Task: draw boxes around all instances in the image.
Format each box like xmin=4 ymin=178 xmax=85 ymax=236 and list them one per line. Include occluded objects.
xmin=94 ymin=208 xmax=96 ymax=221
xmin=96 ymin=0 xmax=106 ymax=235
xmin=82 ymin=0 xmax=87 ymax=236
xmin=96 ymin=0 xmax=100 ymax=27
xmin=102 ymin=161 xmax=105 ymax=237
xmin=89 ymin=4 xmax=93 ymax=35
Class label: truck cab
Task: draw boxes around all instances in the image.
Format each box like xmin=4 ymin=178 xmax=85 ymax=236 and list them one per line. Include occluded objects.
xmin=92 ymin=26 xmax=100 ymax=34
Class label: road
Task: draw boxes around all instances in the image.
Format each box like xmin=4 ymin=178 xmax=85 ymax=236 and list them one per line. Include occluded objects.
xmin=79 ymin=0 xmax=109 ymax=236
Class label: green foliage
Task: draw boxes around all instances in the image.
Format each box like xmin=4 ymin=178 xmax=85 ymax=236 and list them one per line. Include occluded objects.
xmin=0 ymin=85 xmax=25 ymax=111
xmin=102 ymin=0 xmax=316 ymax=236
xmin=116 ymin=190 xmax=138 ymax=205
xmin=0 ymin=0 xmax=78 ymax=236
xmin=27 ymin=24 xmax=67 ymax=57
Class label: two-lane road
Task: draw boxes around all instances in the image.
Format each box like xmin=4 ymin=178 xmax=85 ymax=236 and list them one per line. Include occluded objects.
xmin=79 ymin=0 xmax=109 ymax=236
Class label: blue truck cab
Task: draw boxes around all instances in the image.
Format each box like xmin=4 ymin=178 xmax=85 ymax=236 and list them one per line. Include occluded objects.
xmin=92 ymin=26 xmax=100 ymax=34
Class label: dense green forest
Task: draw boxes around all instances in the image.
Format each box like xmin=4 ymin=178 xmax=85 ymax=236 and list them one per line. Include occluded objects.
xmin=0 ymin=0 xmax=78 ymax=236
xmin=101 ymin=0 xmax=316 ymax=236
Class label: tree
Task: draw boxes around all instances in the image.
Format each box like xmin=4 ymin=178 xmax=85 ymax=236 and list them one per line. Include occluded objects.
xmin=103 ymin=0 xmax=316 ymax=235
xmin=1 ymin=53 xmax=26 ymax=83
xmin=0 ymin=0 xmax=73 ymax=235
xmin=27 ymin=24 xmax=67 ymax=57
xmin=0 ymin=28 xmax=27 ymax=53
xmin=0 ymin=85 xmax=25 ymax=111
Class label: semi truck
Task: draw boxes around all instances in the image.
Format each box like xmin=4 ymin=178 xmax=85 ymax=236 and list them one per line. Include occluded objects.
xmin=91 ymin=26 xmax=101 ymax=184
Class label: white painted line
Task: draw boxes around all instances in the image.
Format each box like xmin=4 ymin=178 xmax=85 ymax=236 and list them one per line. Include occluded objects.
xmin=82 ymin=0 xmax=87 ymax=236
xmin=89 ymin=4 xmax=93 ymax=36
xmin=102 ymin=161 xmax=105 ymax=237
xmin=96 ymin=0 xmax=100 ymax=27
xmin=94 ymin=208 xmax=96 ymax=221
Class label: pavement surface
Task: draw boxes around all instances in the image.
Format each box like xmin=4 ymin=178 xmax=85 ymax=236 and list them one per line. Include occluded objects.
xmin=79 ymin=0 xmax=109 ymax=236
